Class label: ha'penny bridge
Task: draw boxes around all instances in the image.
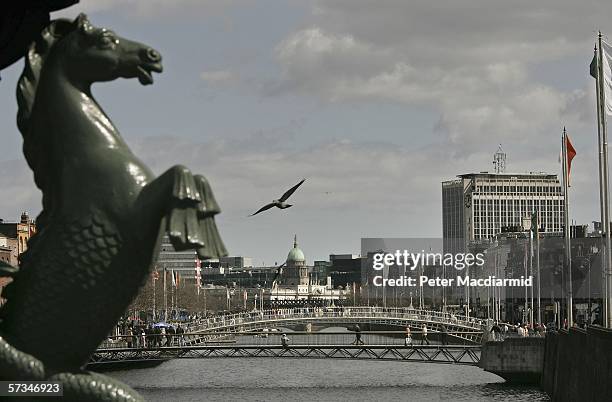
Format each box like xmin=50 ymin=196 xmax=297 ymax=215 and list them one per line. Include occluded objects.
xmin=184 ymin=306 xmax=486 ymax=344
xmin=90 ymin=307 xmax=487 ymax=368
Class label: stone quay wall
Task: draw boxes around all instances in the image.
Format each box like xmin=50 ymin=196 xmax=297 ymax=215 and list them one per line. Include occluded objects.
xmin=541 ymin=326 xmax=612 ymax=402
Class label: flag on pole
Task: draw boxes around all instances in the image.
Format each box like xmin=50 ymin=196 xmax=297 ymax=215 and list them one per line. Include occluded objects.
xmin=591 ymin=39 xmax=612 ymax=115
xmin=531 ymin=211 xmax=539 ymax=234
xmin=171 ymin=269 xmax=176 ymax=287
xmin=195 ymin=258 xmax=201 ymax=294
xmin=565 ymin=134 xmax=577 ymax=186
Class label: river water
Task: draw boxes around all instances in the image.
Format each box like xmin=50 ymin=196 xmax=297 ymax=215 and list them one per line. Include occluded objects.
xmin=109 ymin=358 xmax=549 ymax=401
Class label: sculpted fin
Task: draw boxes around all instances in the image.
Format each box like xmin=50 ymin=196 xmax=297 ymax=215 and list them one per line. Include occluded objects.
xmin=0 ymin=261 xmax=17 ymax=277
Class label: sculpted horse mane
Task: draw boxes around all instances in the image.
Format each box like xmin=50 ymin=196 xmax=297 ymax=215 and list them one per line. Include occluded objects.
xmin=0 ymin=14 xmax=227 ymax=401
xmin=16 ymin=18 xmax=75 ymax=231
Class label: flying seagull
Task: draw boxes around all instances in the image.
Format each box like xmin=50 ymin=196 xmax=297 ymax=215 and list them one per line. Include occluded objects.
xmin=250 ymin=179 xmax=306 ymax=216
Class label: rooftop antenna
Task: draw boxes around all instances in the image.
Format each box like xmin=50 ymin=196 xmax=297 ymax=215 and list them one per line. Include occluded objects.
xmin=493 ymin=144 xmax=506 ymax=173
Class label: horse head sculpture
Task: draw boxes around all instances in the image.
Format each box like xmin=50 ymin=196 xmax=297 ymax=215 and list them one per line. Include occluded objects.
xmin=0 ymin=13 xmax=227 ymax=401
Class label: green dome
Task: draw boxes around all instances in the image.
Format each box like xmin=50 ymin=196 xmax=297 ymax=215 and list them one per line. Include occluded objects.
xmin=287 ymin=235 xmax=305 ymax=263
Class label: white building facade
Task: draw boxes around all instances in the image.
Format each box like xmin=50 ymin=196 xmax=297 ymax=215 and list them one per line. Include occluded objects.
xmin=442 ymin=172 xmax=564 ymax=253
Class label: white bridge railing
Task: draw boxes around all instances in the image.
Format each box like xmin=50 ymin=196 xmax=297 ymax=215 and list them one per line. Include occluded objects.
xmin=184 ymin=307 xmax=487 ymax=334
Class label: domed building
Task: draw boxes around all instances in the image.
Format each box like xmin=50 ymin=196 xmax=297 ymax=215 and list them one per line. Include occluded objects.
xmin=283 ymin=235 xmax=308 ymax=287
xmin=265 ymin=234 xmax=348 ymax=307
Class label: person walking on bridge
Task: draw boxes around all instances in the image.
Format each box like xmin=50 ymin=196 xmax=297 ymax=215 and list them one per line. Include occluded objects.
xmin=440 ymin=325 xmax=448 ymax=345
xmin=281 ymin=333 xmax=290 ymax=348
xmin=404 ymin=326 xmax=412 ymax=347
xmin=421 ymin=324 xmax=430 ymax=345
xmin=352 ymin=324 xmax=364 ymax=345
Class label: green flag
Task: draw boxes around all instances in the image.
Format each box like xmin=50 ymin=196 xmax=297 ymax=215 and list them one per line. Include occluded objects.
xmin=591 ymin=52 xmax=598 ymax=79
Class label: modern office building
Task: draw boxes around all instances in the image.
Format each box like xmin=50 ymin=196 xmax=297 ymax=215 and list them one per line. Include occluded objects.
xmin=219 ymin=256 xmax=253 ymax=269
xmin=156 ymin=235 xmax=199 ymax=282
xmin=442 ymin=171 xmax=564 ymax=254
xmin=328 ymin=254 xmax=363 ymax=286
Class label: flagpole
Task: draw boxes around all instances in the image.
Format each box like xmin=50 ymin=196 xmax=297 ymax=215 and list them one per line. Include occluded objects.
xmin=529 ymin=225 xmax=534 ymax=327
xmin=535 ymin=211 xmax=541 ymax=324
xmin=598 ymin=32 xmax=612 ymax=328
xmin=152 ymin=269 xmax=156 ymax=321
xmin=562 ymin=128 xmax=573 ymax=327
xmin=163 ymin=265 xmax=168 ymax=321
xmin=595 ymin=41 xmax=609 ymax=327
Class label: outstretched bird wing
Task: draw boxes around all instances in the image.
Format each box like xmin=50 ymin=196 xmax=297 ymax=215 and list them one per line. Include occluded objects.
xmin=279 ymin=178 xmax=306 ymax=202
xmin=250 ymin=202 xmax=276 ymax=216
xmin=271 ymin=261 xmax=286 ymax=287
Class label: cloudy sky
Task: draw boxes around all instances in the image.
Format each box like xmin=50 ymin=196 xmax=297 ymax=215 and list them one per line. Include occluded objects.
xmin=0 ymin=0 xmax=610 ymax=264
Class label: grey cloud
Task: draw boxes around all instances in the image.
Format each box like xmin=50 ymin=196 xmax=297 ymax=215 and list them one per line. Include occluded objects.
xmin=263 ymin=2 xmax=604 ymax=159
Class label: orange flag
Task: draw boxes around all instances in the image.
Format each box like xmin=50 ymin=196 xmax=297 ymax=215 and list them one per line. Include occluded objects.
xmin=566 ymin=134 xmax=577 ymax=186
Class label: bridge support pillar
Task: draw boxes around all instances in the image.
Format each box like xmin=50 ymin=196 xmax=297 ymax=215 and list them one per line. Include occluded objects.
xmin=479 ymin=338 xmax=544 ymax=384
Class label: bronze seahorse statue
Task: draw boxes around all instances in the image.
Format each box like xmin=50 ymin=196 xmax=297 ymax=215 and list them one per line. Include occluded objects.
xmin=0 ymin=14 xmax=227 ymax=401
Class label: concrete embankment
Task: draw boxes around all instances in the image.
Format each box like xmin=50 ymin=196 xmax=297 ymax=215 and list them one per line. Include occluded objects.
xmin=542 ymin=326 xmax=612 ymax=402
xmin=480 ymin=326 xmax=612 ymax=401
xmin=480 ymin=337 xmax=545 ymax=383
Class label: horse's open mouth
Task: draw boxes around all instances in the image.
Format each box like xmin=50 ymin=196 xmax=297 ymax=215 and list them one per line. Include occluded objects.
xmin=136 ymin=64 xmax=162 ymax=85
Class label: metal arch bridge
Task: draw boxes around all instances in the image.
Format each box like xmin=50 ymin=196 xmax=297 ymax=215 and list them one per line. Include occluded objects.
xmin=184 ymin=307 xmax=487 ymax=344
xmin=89 ymin=308 xmax=487 ymax=368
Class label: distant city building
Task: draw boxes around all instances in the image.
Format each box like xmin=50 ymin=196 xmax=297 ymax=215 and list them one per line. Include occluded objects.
xmin=328 ymin=254 xmax=363 ymax=287
xmin=313 ymin=260 xmax=330 ymax=280
xmin=156 ymin=235 xmax=199 ymax=283
xmin=442 ymin=172 xmax=564 ymax=254
xmin=0 ymin=212 xmax=36 ymax=302
xmin=219 ymin=256 xmax=253 ymax=269
xmin=280 ymin=236 xmax=308 ymax=287
xmin=266 ymin=235 xmax=347 ymax=306
xmin=0 ymin=211 xmax=36 ymax=265
xmin=196 ymin=237 xmax=351 ymax=306
xmin=0 ymin=235 xmax=16 ymax=266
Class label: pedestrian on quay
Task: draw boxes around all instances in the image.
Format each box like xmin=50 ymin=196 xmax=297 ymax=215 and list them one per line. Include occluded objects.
xmin=134 ymin=326 xmax=141 ymax=348
xmin=140 ymin=328 xmax=146 ymax=348
xmin=421 ymin=324 xmax=430 ymax=345
xmin=158 ymin=326 xmax=165 ymax=347
xmin=490 ymin=322 xmax=501 ymax=341
xmin=167 ymin=325 xmax=176 ymax=346
xmin=176 ymin=324 xmax=185 ymax=347
xmin=126 ymin=327 xmax=133 ymax=348
xmin=146 ymin=325 xmax=154 ymax=347
xmin=404 ymin=326 xmax=412 ymax=347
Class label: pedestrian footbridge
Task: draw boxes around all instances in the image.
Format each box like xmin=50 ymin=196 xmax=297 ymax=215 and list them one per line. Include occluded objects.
xmin=90 ymin=343 xmax=482 ymax=367
xmin=184 ymin=307 xmax=487 ymax=344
